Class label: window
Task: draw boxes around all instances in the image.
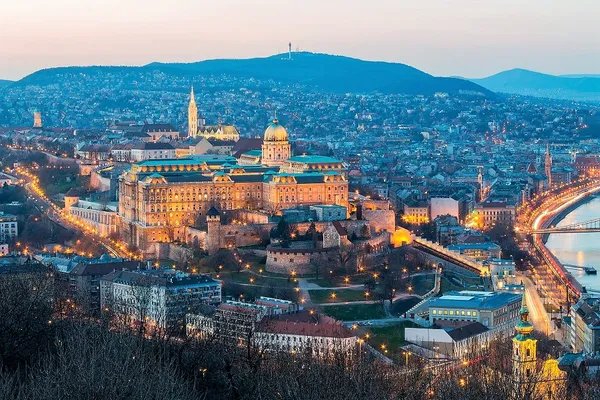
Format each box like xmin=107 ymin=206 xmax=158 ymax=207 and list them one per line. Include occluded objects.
xmin=472 ymin=312 xmax=477 ymax=317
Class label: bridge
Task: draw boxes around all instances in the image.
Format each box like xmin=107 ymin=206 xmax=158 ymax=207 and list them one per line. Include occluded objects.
xmin=531 ymin=217 xmax=600 ymax=234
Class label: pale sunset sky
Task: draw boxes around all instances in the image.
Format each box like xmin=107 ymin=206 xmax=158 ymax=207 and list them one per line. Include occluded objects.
xmin=1 ymin=0 xmax=598 ymax=80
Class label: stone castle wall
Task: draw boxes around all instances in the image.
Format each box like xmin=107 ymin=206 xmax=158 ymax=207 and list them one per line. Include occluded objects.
xmin=150 ymin=242 xmax=194 ymax=264
xmin=265 ymin=245 xmax=338 ymax=274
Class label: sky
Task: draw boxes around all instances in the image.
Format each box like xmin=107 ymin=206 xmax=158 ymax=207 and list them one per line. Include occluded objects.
xmin=1 ymin=0 xmax=599 ymax=80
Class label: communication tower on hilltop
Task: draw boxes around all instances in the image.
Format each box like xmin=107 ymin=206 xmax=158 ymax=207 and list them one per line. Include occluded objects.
xmin=288 ymin=42 xmax=292 ymax=60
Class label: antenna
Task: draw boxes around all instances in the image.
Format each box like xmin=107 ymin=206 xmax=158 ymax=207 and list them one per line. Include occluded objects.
xmin=288 ymin=42 xmax=292 ymax=61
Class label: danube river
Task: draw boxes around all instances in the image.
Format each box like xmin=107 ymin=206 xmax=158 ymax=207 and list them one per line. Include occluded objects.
xmin=546 ymin=196 xmax=600 ymax=291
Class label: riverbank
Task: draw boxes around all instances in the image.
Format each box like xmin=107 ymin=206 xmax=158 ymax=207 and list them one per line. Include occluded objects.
xmin=540 ymin=194 xmax=597 ymax=243
xmin=546 ymin=197 xmax=600 ymax=291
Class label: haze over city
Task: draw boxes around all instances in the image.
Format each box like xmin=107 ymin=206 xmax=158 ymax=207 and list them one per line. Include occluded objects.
xmin=2 ymin=0 xmax=599 ymax=80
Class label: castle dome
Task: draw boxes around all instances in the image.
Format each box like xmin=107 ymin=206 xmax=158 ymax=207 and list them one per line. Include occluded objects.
xmin=264 ymin=119 xmax=288 ymax=142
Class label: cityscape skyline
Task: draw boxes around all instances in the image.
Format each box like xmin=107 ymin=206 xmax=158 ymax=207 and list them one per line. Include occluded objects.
xmin=2 ymin=0 xmax=599 ymax=80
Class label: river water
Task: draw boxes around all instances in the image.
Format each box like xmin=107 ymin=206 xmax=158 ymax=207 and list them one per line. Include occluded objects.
xmin=546 ymin=196 xmax=600 ymax=291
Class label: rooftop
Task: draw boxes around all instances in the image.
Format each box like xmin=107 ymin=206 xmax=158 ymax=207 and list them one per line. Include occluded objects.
xmin=287 ymin=155 xmax=342 ymax=164
xmin=429 ymin=290 xmax=522 ymax=310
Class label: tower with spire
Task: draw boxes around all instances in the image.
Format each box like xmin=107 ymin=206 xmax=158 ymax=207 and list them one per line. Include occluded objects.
xmin=545 ymin=144 xmax=553 ymax=188
xmin=512 ymin=299 xmax=537 ymax=382
xmin=188 ymin=86 xmax=198 ymax=137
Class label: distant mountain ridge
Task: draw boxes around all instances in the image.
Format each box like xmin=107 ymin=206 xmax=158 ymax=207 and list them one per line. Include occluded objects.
xmin=0 ymin=79 xmax=13 ymax=89
xmin=561 ymin=74 xmax=600 ymax=79
xmin=15 ymin=52 xmax=491 ymax=96
xmin=471 ymin=68 xmax=600 ymax=102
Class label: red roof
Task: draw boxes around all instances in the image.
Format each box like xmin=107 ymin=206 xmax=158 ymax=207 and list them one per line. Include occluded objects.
xmin=258 ymin=312 xmax=355 ymax=338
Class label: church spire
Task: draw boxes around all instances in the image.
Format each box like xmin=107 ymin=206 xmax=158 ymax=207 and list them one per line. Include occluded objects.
xmin=515 ymin=295 xmax=534 ymax=339
xmin=188 ymin=86 xmax=198 ymax=137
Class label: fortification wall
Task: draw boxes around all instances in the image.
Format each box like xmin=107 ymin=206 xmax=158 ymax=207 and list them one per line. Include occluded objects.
xmin=266 ymin=246 xmax=338 ymax=274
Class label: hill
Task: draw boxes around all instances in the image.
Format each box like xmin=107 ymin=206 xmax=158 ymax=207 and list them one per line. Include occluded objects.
xmin=0 ymin=79 xmax=13 ymax=89
xmin=561 ymin=74 xmax=600 ymax=79
xmin=471 ymin=69 xmax=600 ymax=102
xmin=17 ymin=52 xmax=490 ymax=96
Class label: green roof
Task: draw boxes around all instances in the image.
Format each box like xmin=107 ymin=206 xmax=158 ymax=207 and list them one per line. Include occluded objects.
xmin=287 ymin=155 xmax=342 ymax=164
xmin=242 ymin=150 xmax=262 ymax=157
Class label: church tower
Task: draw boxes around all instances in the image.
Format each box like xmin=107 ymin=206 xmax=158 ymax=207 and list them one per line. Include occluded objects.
xmin=262 ymin=114 xmax=291 ymax=167
xmin=545 ymin=144 xmax=552 ymax=188
xmin=512 ymin=299 xmax=537 ymax=383
xmin=188 ymin=86 xmax=198 ymax=137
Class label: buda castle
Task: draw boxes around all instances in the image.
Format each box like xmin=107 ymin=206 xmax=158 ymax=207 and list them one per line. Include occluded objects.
xmin=118 ymin=92 xmax=348 ymax=249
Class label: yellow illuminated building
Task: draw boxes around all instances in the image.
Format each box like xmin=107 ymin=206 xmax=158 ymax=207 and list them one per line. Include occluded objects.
xmin=512 ymin=300 xmax=565 ymax=399
xmin=261 ymin=118 xmax=291 ymax=166
xmin=118 ymin=120 xmax=348 ymax=249
xmin=187 ymin=87 xmax=240 ymax=141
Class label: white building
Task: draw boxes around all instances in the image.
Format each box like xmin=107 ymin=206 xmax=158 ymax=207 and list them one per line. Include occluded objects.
xmin=254 ymin=311 xmax=358 ymax=358
xmin=187 ymin=297 xmax=300 ymax=343
xmin=101 ymin=268 xmax=221 ymax=330
xmin=473 ymin=200 xmax=516 ymax=227
xmin=130 ymin=142 xmax=176 ymax=162
xmin=569 ymin=297 xmax=600 ymax=353
xmin=405 ymin=322 xmax=497 ymax=361
xmin=141 ymin=123 xmax=180 ymax=141
xmin=67 ymin=199 xmax=119 ymax=237
xmin=0 ymin=212 xmax=18 ymax=243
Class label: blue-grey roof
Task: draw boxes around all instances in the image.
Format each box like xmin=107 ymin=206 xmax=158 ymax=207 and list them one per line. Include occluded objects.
xmin=448 ymin=243 xmax=501 ymax=251
xmin=429 ymin=291 xmax=521 ymax=310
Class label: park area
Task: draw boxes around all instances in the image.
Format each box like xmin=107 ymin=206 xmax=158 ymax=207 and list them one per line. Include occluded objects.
xmin=321 ymin=303 xmax=387 ymax=321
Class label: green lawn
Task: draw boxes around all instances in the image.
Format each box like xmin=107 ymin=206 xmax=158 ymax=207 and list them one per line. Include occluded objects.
xmin=321 ymin=303 xmax=387 ymax=321
xmin=439 ymin=276 xmax=463 ymax=294
xmin=410 ymin=274 xmax=435 ymax=296
xmin=308 ymin=273 xmax=373 ymax=288
xmin=223 ymin=272 xmax=299 ymax=288
xmin=309 ymin=289 xmax=368 ymax=304
xmin=367 ymin=322 xmax=418 ymax=362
